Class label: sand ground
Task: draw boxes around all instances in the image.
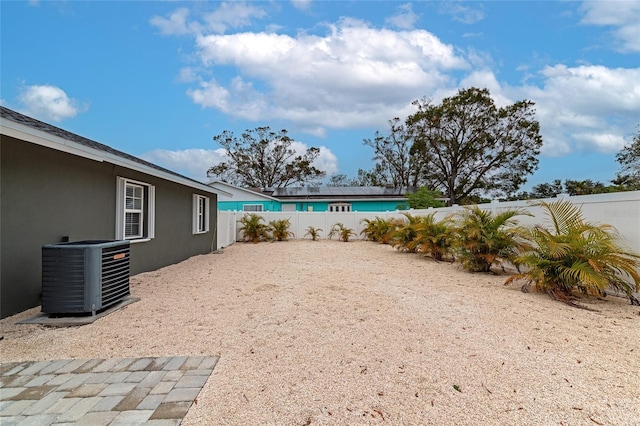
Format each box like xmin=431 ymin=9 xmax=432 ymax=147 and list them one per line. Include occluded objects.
xmin=1 ymin=240 xmax=639 ymax=425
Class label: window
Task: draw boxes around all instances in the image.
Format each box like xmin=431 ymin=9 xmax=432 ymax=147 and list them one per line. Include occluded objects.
xmin=243 ymin=204 xmax=263 ymax=212
xmin=193 ymin=194 xmax=210 ymax=234
xmin=116 ymin=177 xmax=155 ymax=241
xmin=125 ymin=183 xmax=144 ymax=238
xmin=328 ymin=203 xmax=351 ymax=212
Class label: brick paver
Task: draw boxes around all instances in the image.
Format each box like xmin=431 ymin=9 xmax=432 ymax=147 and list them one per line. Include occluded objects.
xmin=0 ymin=356 xmax=218 ymax=425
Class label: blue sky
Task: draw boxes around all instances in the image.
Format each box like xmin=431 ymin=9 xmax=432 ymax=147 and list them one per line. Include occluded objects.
xmin=2 ymin=1 xmax=639 ymax=191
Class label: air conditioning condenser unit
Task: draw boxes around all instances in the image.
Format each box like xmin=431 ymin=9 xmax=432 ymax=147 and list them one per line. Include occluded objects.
xmin=42 ymin=240 xmax=131 ymax=316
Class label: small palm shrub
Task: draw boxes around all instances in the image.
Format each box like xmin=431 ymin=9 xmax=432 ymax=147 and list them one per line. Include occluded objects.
xmin=411 ymin=213 xmax=456 ymax=261
xmin=505 ymin=200 xmax=640 ymax=305
xmin=360 ymin=217 xmax=400 ymax=244
xmin=269 ymin=218 xmax=294 ymax=241
xmin=304 ymin=226 xmax=323 ymax=241
xmin=454 ymin=206 xmax=532 ymax=272
xmin=238 ymin=213 xmax=270 ymax=243
xmin=328 ymin=223 xmax=356 ymax=242
xmin=390 ymin=213 xmax=422 ymax=253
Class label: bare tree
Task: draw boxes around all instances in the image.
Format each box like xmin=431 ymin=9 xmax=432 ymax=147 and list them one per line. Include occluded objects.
xmin=208 ymin=127 xmax=325 ymax=188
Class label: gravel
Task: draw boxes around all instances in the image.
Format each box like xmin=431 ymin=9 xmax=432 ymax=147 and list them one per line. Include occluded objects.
xmin=1 ymin=240 xmax=639 ymax=425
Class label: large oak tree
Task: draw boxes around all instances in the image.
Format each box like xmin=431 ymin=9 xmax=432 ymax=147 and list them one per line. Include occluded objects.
xmin=208 ymin=126 xmax=325 ymax=189
xmin=362 ymin=117 xmax=422 ymax=188
xmin=407 ymin=87 xmax=542 ymax=205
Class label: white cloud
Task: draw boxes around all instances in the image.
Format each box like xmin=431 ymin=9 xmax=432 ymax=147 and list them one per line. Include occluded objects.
xmin=439 ymin=2 xmax=485 ymax=24
xmin=290 ymin=141 xmax=339 ymax=177
xmin=150 ymin=7 xmax=195 ymax=36
xmin=155 ymin=4 xmax=639 ymax=162
xmin=202 ymin=2 xmax=267 ymax=34
xmin=187 ymin=17 xmax=467 ymax=133
xmin=580 ymin=1 xmax=640 ymax=52
xmin=141 ymin=148 xmax=227 ymax=180
xmin=150 ymin=2 xmax=266 ymax=36
xmin=291 ymin=0 xmax=312 ymax=11
xmin=17 ymin=84 xmax=82 ymax=122
xmin=177 ymin=67 xmax=200 ymax=83
xmin=521 ymin=65 xmax=640 ymax=155
xmin=386 ymin=3 xmax=419 ymax=30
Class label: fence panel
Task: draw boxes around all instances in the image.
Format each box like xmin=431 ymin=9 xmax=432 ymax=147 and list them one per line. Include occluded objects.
xmin=215 ymin=191 xmax=640 ymax=253
xmin=216 ymin=210 xmax=238 ymax=248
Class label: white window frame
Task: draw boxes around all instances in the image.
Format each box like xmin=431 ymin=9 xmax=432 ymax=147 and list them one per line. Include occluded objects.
xmin=243 ymin=204 xmax=264 ymax=212
xmin=125 ymin=182 xmax=144 ymax=239
xmin=193 ymin=194 xmax=210 ymax=234
xmin=329 ymin=203 xmax=352 ymax=212
xmin=116 ymin=177 xmax=155 ymax=241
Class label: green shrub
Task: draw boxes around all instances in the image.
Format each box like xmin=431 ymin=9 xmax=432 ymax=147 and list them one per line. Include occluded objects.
xmin=304 ymin=226 xmax=323 ymax=241
xmin=505 ymin=200 xmax=640 ymax=305
xmin=403 ymin=187 xmax=446 ymax=209
xmin=360 ymin=217 xmax=400 ymax=244
xmin=328 ymin=223 xmax=356 ymax=242
xmin=454 ymin=206 xmax=531 ymax=272
xmin=390 ymin=213 xmax=422 ymax=253
xmin=411 ymin=213 xmax=456 ymax=261
xmin=238 ymin=213 xmax=270 ymax=243
xmin=269 ymin=218 xmax=294 ymax=241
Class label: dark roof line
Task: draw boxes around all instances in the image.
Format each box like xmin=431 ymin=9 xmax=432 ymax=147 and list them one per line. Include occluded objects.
xmin=271 ymin=186 xmax=416 ymax=198
xmin=0 ymin=106 xmax=209 ymax=188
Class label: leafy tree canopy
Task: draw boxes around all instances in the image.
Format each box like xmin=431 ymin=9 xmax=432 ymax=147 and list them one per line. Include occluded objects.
xmin=208 ymin=126 xmax=325 ymax=189
xmin=407 ymin=87 xmax=543 ymax=206
xmin=507 ymin=177 xmax=633 ymax=201
xmin=397 ymin=187 xmax=445 ymax=209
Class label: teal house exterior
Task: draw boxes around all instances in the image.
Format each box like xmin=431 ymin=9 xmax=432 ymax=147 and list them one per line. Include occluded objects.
xmin=208 ymin=181 xmax=282 ymax=211
xmin=272 ymin=186 xmax=413 ymax=212
xmin=209 ymin=181 xmax=414 ymax=212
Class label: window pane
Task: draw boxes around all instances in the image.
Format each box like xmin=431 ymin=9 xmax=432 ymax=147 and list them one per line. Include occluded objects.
xmin=126 ymin=184 xmax=143 ymax=210
xmin=197 ymin=197 xmax=206 ymax=232
xmin=125 ymin=212 xmax=141 ymax=238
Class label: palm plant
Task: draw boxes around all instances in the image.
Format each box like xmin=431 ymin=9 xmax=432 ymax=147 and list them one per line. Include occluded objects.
xmin=390 ymin=213 xmax=422 ymax=253
xmin=304 ymin=225 xmax=323 ymax=241
xmin=505 ymin=200 xmax=640 ymax=304
xmin=360 ymin=217 xmax=400 ymax=244
xmin=238 ymin=213 xmax=270 ymax=243
xmin=454 ymin=206 xmax=532 ymax=272
xmin=411 ymin=213 xmax=455 ymax=261
xmin=328 ymin=223 xmax=357 ymax=242
xmin=269 ymin=218 xmax=294 ymax=241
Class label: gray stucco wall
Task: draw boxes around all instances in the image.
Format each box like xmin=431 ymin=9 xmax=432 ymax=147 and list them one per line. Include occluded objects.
xmin=1 ymin=137 xmax=217 ymax=318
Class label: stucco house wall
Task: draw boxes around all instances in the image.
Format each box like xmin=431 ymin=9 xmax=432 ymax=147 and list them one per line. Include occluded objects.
xmin=1 ymin=107 xmax=221 ymax=318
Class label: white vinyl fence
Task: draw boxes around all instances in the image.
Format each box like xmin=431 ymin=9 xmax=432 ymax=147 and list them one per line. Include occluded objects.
xmin=216 ymin=190 xmax=640 ymax=254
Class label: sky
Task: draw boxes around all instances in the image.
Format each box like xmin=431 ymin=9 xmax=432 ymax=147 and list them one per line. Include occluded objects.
xmin=2 ymin=1 xmax=639 ymax=191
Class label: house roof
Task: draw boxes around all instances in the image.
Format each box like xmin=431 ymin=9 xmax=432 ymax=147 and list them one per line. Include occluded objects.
xmin=0 ymin=106 xmax=229 ymax=196
xmin=207 ymin=180 xmax=280 ymax=202
xmin=271 ymin=186 xmax=415 ymax=200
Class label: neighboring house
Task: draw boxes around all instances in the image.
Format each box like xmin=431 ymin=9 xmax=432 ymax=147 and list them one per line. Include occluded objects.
xmin=0 ymin=107 xmax=229 ymax=319
xmin=208 ymin=180 xmax=282 ymax=212
xmin=272 ymin=186 xmax=415 ymax=212
xmin=210 ymin=180 xmax=414 ymax=212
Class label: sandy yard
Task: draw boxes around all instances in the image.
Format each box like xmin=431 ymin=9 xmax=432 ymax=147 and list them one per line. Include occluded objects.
xmin=1 ymin=240 xmax=639 ymax=425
